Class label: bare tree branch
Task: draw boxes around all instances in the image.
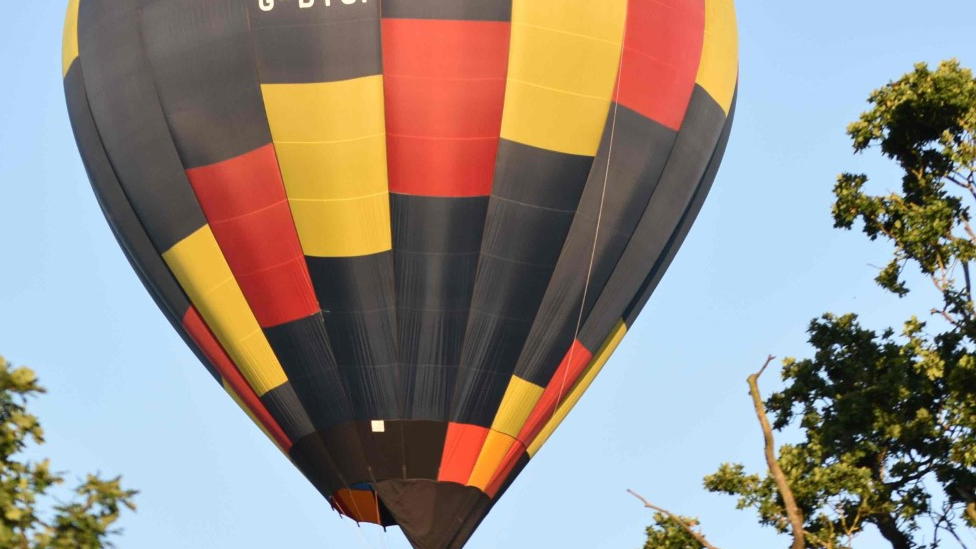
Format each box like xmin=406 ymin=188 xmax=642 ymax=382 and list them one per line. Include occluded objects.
xmin=944 ymin=509 xmax=971 ymax=549
xmin=627 ymin=489 xmax=723 ymax=549
xmin=749 ymin=356 xmax=806 ymax=549
xmin=932 ymin=307 xmax=963 ymax=328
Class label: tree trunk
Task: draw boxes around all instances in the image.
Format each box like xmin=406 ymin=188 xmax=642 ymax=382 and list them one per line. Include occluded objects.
xmin=749 ymin=357 xmax=806 ymax=549
xmin=873 ymin=513 xmax=913 ymax=549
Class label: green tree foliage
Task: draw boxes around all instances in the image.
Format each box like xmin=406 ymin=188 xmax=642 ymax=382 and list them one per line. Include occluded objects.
xmin=1 ymin=356 xmax=136 ymax=549
xmin=643 ymin=61 xmax=976 ymax=549
xmin=643 ymin=513 xmax=707 ymax=549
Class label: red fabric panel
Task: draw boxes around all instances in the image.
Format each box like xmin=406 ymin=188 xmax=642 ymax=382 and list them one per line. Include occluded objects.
xmin=185 ymin=144 xmax=319 ymax=327
xmin=382 ymin=19 xmax=510 ymax=197
xmin=438 ymin=423 xmax=490 ymax=484
xmin=387 ymin=137 xmax=500 ymax=197
xmin=516 ymin=340 xmax=594 ymax=447
xmin=182 ymin=306 xmax=293 ymax=451
xmin=383 ymin=19 xmax=510 ymax=77
xmin=616 ymin=0 xmax=706 ymax=130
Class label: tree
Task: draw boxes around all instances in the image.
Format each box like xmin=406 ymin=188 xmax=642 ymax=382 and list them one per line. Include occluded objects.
xmin=643 ymin=512 xmax=709 ymax=549
xmin=640 ymin=60 xmax=976 ymax=549
xmin=1 ymin=356 xmax=136 ymax=549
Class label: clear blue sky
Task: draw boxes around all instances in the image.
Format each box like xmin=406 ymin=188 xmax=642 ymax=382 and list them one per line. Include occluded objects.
xmin=2 ymin=2 xmax=975 ymax=548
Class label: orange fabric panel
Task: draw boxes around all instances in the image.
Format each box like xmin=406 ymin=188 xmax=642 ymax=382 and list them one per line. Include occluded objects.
xmin=332 ymin=488 xmax=381 ymax=525
xmin=486 ymin=444 xmax=527 ymax=498
xmin=467 ymin=430 xmax=518 ymax=491
xmin=438 ymin=423 xmax=490 ymax=484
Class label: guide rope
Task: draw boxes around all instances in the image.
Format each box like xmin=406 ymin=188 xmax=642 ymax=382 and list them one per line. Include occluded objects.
xmin=552 ymin=11 xmax=629 ymax=433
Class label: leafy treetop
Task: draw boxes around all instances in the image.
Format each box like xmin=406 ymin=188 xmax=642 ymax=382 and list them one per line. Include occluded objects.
xmin=1 ymin=356 xmax=136 ymax=549
xmin=643 ymin=60 xmax=976 ymax=549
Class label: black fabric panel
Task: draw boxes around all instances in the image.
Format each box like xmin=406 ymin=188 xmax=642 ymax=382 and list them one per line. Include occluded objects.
xmin=374 ymin=480 xmax=491 ymax=549
xmin=355 ymin=420 xmax=406 ymax=481
xmin=64 ymin=61 xmax=220 ymax=382
xmin=292 ymin=424 xmax=374 ymax=492
xmin=77 ymin=0 xmax=207 ymax=253
xmin=393 ymin=195 xmax=487 ymax=270
xmin=140 ymin=0 xmax=273 ymax=169
xmin=624 ymin=88 xmax=738 ymax=326
xmin=289 ymin=430 xmax=351 ymax=497
xmin=393 ymin=194 xmax=488 ymax=420
xmin=334 ymin=361 xmax=399 ymax=421
xmin=249 ymin=0 xmax=381 ymax=84
xmin=478 ymin=200 xmax=578 ymax=268
xmin=398 ymin=317 xmax=469 ymax=420
xmin=400 ymin=421 xmax=448 ymax=480
xmin=378 ymin=498 xmax=397 ymax=526
xmin=258 ymin=381 xmax=316 ymax=441
xmin=307 ymin=253 xmax=400 ymax=421
xmin=448 ymin=368 xmax=511 ymax=427
xmin=308 ymin=253 xmax=396 ymax=313
xmin=320 ymin=422 xmax=372 ymax=484
xmin=451 ymin=143 xmax=595 ymax=426
xmin=381 ymin=0 xmax=512 ymax=21
xmin=491 ymin=140 xmax=596 ymax=212
xmin=348 ymin=420 xmax=445 ymax=482
xmin=397 ymin=309 xmax=470 ymax=360
xmin=516 ymin=107 xmax=679 ymax=386
xmin=579 ymin=86 xmax=729 ymax=351
xmin=264 ymin=314 xmax=352 ymax=429
xmin=401 ymin=360 xmax=460 ymax=422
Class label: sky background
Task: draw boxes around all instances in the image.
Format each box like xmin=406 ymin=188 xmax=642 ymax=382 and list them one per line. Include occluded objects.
xmin=2 ymin=2 xmax=976 ymax=548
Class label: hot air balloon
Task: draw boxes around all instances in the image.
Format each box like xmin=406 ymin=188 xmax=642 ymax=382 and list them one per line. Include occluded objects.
xmin=62 ymin=0 xmax=737 ymax=547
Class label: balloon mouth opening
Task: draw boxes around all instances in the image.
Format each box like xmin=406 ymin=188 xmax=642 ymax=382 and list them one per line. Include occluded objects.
xmin=326 ymin=479 xmax=493 ymax=548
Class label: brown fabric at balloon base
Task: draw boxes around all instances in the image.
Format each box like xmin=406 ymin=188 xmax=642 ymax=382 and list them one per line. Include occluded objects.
xmin=374 ymin=480 xmax=491 ymax=549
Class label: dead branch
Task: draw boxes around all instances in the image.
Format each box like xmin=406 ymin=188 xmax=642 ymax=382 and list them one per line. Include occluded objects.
xmin=627 ymin=489 xmax=723 ymax=549
xmin=748 ymin=355 xmax=806 ymax=549
xmin=933 ymin=307 xmax=963 ymax=328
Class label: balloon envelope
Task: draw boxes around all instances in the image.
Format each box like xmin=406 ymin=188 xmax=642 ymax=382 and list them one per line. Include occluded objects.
xmin=62 ymin=0 xmax=737 ymax=547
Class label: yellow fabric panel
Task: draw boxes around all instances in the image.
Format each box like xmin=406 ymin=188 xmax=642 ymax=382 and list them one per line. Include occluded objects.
xmin=513 ymin=0 xmax=628 ymax=43
xmin=236 ymin=330 xmax=289 ymax=384
xmin=500 ymin=81 xmax=614 ymax=157
xmin=491 ymin=376 xmax=545 ymax=438
xmin=696 ymin=0 xmax=739 ymax=114
xmin=289 ymin=193 xmax=392 ymax=257
xmin=62 ymin=0 xmax=80 ymax=77
xmin=468 ymin=430 xmax=518 ymax=491
xmin=263 ymin=76 xmax=391 ymax=258
xmin=508 ymin=24 xmax=623 ymax=100
xmin=527 ymin=320 xmax=628 ymax=457
xmin=500 ymin=0 xmax=627 ymax=156
xmin=163 ymin=226 xmax=289 ymax=395
xmin=262 ymin=77 xmax=386 ymax=143
xmin=223 ymin=380 xmax=286 ymax=455
xmin=276 ymin=137 xmax=388 ymax=200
